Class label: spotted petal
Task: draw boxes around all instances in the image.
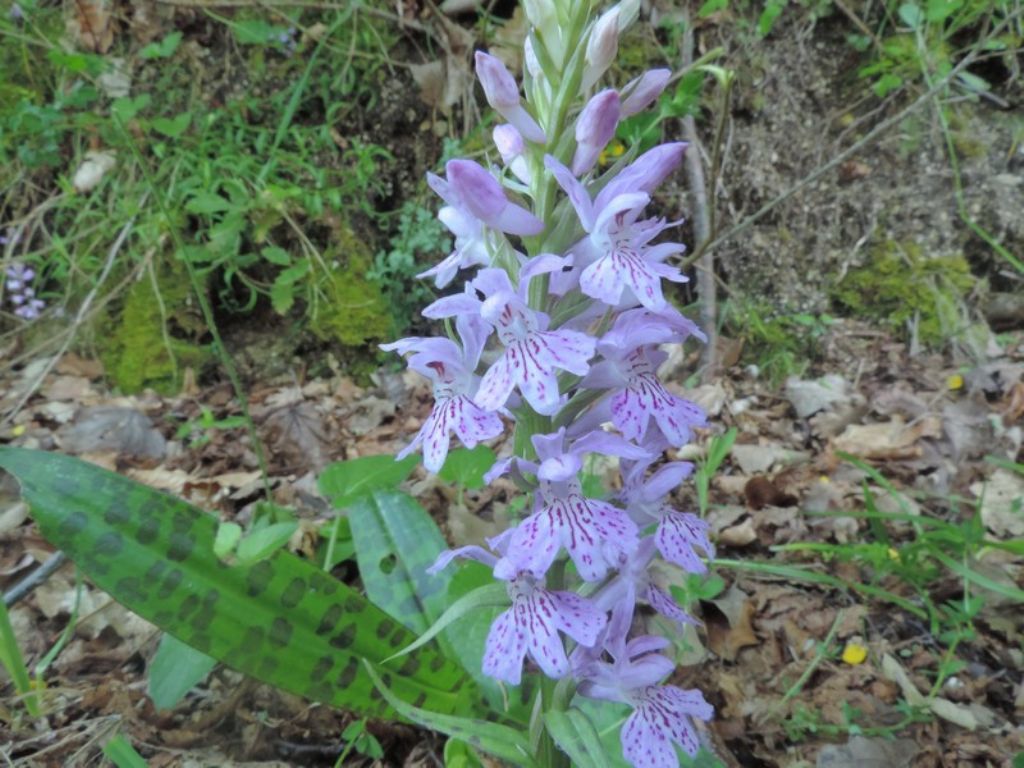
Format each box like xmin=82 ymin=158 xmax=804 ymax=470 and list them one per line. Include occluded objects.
xmin=655 ymin=512 xmax=714 ymax=574
xmin=621 ymin=686 xmax=711 ymax=767
xmin=610 ymin=375 xmax=705 ymax=446
xmin=500 ymin=495 xmax=638 ymax=581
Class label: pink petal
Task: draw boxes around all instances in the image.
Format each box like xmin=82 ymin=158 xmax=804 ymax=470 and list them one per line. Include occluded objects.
xmin=550 ymin=591 xmax=606 ymax=647
xmin=453 ymin=397 xmax=504 ymax=446
xmin=644 ymin=585 xmax=697 ymax=626
xmin=482 ymin=608 xmax=528 ymax=685
xmin=580 ymin=247 xmax=665 ymax=310
xmin=475 ymin=355 xmax=517 ymax=412
xmin=545 ymin=155 xmax=595 ymax=230
xmin=524 ymin=591 xmax=571 ymax=678
xmin=420 ymin=402 xmax=454 ymax=473
xmin=621 ymin=708 xmax=677 ymax=768
xmin=655 ymin=512 xmax=713 ymax=573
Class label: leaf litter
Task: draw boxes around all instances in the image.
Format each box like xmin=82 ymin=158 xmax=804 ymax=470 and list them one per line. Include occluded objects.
xmin=0 ymin=316 xmax=1018 ymax=765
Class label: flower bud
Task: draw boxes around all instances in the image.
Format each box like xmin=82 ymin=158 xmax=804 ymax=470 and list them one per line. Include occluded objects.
xmin=493 ymin=124 xmax=531 ymax=184
xmin=582 ymin=7 xmax=619 ymax=91
xmin=475 ymin=51 xmax=547 ymax=144
xmin=573 ymin=89 xmax=620 ymax=176
xmin=621 ymin=69 xmax=671 ymax=117
xmin=446 ymin=159 xmax=544 ymax=235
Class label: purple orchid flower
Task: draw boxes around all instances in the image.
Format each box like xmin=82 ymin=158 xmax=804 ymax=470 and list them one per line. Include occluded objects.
xmin=381 ymin=323 xmax=503 ymax=473
xmin=582 ymin=308 xmax=707 ymax=446
xmin=573 ymin=89 xmax=621 ymax=176
xmin=492 ymin=428 xmax=647 ymax=581
xmin=493 ymin=124 xmax=531 ymax=185
xmin=419 ymin=159 xmax=543 ymax=288
xmin=620 ymin=458 xmax=715 ymax=574
xmin=429 ymin=538 xmax=607 ymax=685
xmin=576 ymin=604 xmax=713 ymax=768
xmin=593 ymin=538 xmax=697 ymax=627
xmin=425 ymin=268 xmax=595 ymax=415
xmin=545 ymin=154 xmax=688 ymax=310
xmin=475 ymin=52 xmax=547 ymax=144
xmin=620 ymin=69 xmax=671 ymax=117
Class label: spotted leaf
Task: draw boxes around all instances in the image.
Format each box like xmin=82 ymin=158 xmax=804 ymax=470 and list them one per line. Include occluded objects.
xmin=0 ymin=448 xmax=478 ymax=719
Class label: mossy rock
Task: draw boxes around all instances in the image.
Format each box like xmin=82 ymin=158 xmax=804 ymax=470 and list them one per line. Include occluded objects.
xmin=831 ymin=241 xmax=975 ymax=346
xmin=309 ymin=228 xmax=393 ymax=348
xmin=99 ymin=261 xmax=212 ymax=394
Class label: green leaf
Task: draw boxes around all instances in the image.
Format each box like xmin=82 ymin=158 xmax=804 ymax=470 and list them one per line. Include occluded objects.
xmin=0 ymin=448 xmax=476 ymax=720
xmin=318 ymin=455 xmax=418 ymax=509
xmin=148 ymin=633 xmax=216 ymax=709
xmin=365 ymin=662 xmax=536 ymax=766
xmin=387 ymin=582 xmax=508 ymax=660
xmin=185 ymin=192 xmax=231 ymax=215
xmin=261 ymin=245 xmax=292 ymax=266
xmin=275 ymin=258 xmax=311 ymax=285
xmin=112 ymin=94 xmax=151 ymax=123
xmin=348 ymin=491 xmax=449 ymax=634
xmin=103 ymin=735 xmax=149 ymax=768
xmin=544 ymin=709 xmax=613 ymax=768
xmin=151 ymin=112 xmax=191 ymax=139
xmin=444 ymin=738 xmax=485 ymax=768
xmin=756 ymin=0 xmax=786 ymax=37
xmin=270 ymin=277 xmax=295 ymax=315
xmin=697 ymin=0 xmax=728 ymax=17
xmin=438 ymin=446 xmax=496 ymax=490
xmin=899 ymin=2 xmax=923 ymax=26
xmin=231 ymin=19 xmax=288 ymax=45
xmin=235 ymin=521 xmax=297 ymax=565
xmin=140 ymin=31 xmax=182 ymax=60
xmin=213 ymin=522 xmax=242 ymax=559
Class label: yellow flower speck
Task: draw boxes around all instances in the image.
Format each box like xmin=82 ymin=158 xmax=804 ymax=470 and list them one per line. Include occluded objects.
xmin=842 ymin=643 xmax=868 ymax=665
xmin=947 ymin=374 xmax=964 ymax=390
xmin=11 ymin=424 xmax=25 ymax=437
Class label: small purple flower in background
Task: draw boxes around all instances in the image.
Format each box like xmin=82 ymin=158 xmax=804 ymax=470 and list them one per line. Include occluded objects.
xmin=5 ymin=263 xmax=34 ymax=292
xmin=276 ymin=27 xmax=297 ymax=55
xmin=4 ymin=262 xmax=45 ymax=320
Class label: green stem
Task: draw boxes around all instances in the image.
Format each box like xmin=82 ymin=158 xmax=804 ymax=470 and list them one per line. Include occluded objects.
xmin=0 ymin=598 xmax=40 ymax=717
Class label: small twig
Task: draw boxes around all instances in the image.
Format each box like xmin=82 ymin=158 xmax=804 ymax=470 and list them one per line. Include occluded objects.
xmin=679 ymin=20 xmax=718 ymax=382
xmin=4 ymin=551 xmax=68 ymax=607
xmin=1 ymin=197 xmax=145 ymax=427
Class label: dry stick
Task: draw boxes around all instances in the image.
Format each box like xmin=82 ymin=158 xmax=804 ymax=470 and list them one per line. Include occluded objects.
xmin=679 ymin=10 xmax=1022 ymax=270
xmin=4 ymin=551 xmax=67 ymax=608
xmin=0 ymin=199 xmax=145 ymax=427
xmin=680 ymin=21 xmax=717 ymax=382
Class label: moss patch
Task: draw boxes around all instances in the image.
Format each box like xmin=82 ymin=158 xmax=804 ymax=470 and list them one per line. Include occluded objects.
xmin=99 ymin=261 xmax=212 ymax=394
xmin=831 ymin=241 xmax=975 ymax=347
xmin=309 ymin=227 xmax=392 ymax=349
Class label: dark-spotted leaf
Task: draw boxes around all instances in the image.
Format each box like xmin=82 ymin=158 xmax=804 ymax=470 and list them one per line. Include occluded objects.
xmin=0 ymin=448 xmax=477 ymax=720
xmin=365 ymin=662 xmax=537 ymax=767
xmin=148 ymin=633 xmax=217 ymax=710
xmin=319 ymin=455 xmax=418 ymax=509
xmin=347 ymin=490 xmax=449 ymax=634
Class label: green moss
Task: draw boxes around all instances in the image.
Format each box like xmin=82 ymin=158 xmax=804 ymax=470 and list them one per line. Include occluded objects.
xmin=310 ymin=227 xmax=392 ymax=348
xmin=831 ymin=241 xmax=974 ymax=346
xmin=99 ymin=261 xmax=212 ymax=394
